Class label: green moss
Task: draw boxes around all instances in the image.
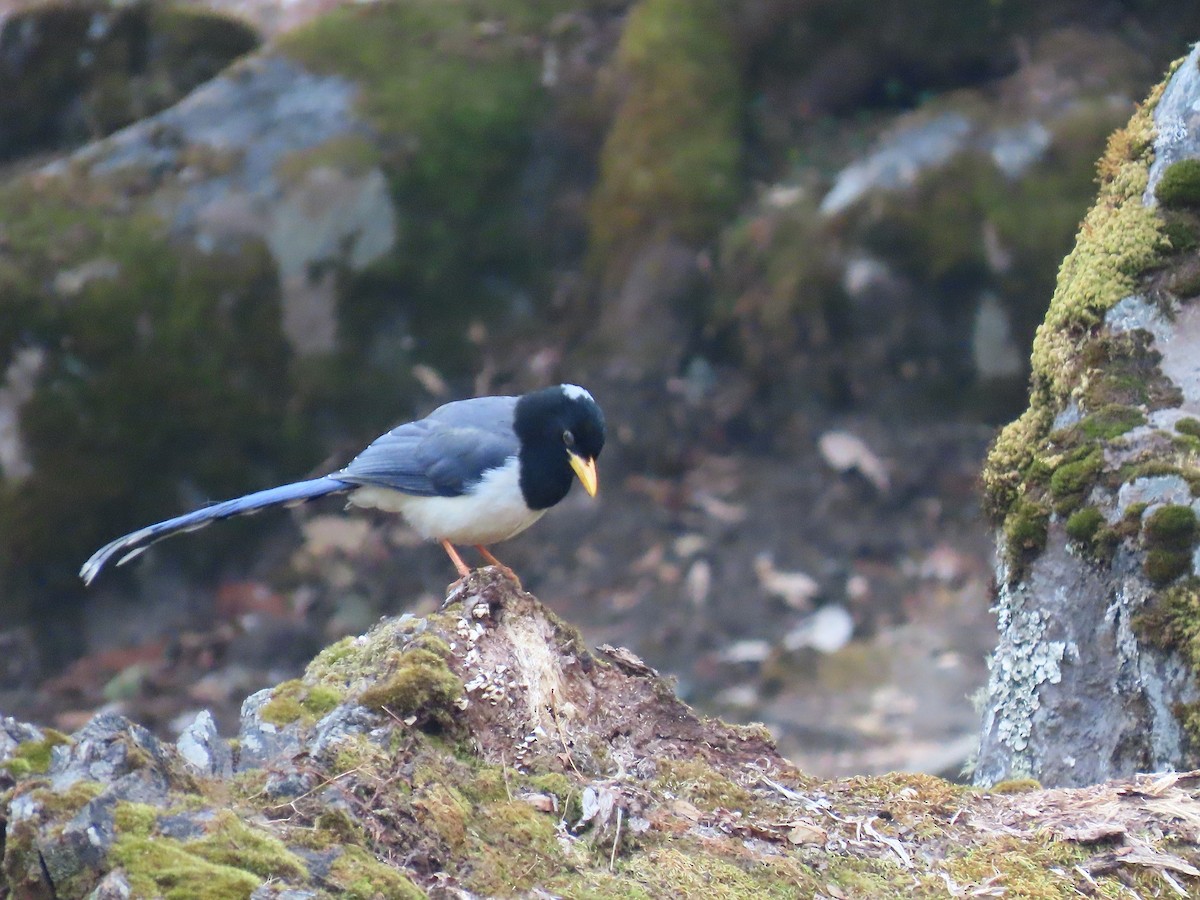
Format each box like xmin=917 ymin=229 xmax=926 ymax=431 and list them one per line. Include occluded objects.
xmin=188 ymin=811 xmax=308 ymax=882
xmin=1064 ymin=507 xmax=1104 ymax=544
xmin=280 ymin=0 xmax=545 ymax=368
xmin=110 ymin=833 xmax=263 ymax=900
xmin=654 ymin=757 xmax=759 ymax=813
xmin=357 ymin=646 xmax=464 ymax=726
xmin=259 ymin=679 xmax=343 ymax=726
xmin=465 ymin=798 xmax=564 ymax=896
xmin=326 ymin=845 xmax=425 ymax=900
xmin=988 ymin=778 xmax=1042 ymax=794
xmin=1174 ymin=700 xmax=1200 ymax=748
xmin=1145 ymin=548 xmax=1191 ymax=584
xmin=1142 ymin=503 xmax=1198 ymax=582
xmin=1178 ymin=418 xmax=1200 ymax=438
xmin=587 ymin=0 xmax=742 ymax=278
xmin=1156 ymin=158 xmax=1200 ymax=208
xmin=413 ymin=781 xmax=470 ymax=851
xmin=1003 ymin=499 xmax=1049 ymax=573
xmin=1144 ymin=504 xmax=1198 ymax=548
xmin=1078 ymin=404 xmax=1146 ymax=440
xmin=109 ymin=807 xmax=308 ymax=899
xmin=2 ymin=729 xmax=71 ymax=776
xmin=1048 ymin=449 xmax=1103 ymax=513
xmin=942 ymin=834 xmax=1092 ymax=898
xmin=607 ymin=844 xmax=823 ymax=898
xmin=1161 ymin=211 xmax=1200 ymax=254
xmin=0 ymin=175 xmax=300 ymax=627
xmin=114 ymin=801 xmax=160 ymax=836
xmin=983 ymin=74 xmax=1169 ymax=525
xmin=1134 ymin=577 xmax=1200 ymax=667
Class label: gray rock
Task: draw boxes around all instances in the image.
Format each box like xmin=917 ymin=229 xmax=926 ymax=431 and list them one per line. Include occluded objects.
xmin=176 ymin=710 xmax=233 ymax=779
xmin=53 ymin=54 xmax=397 ymax=360
xmin=978 ymin=44 xmax=1200 ymax=787
xmin=235 ymin=688 xmax=302 ymax=772
xmin=86 ymin=869 xmax=132 ymax=900
xmin=49 ymin=714 xmax=170 ymax=792
xmin=988 ymin=119 xmax=1052 ymax=179
xmin=0 ymin=716 xmax=46 ymax=762
xmin=820 ymin=112 xmax=972 ymax=215
xmin=1145 ymin=43 xmax=1200 ymax=203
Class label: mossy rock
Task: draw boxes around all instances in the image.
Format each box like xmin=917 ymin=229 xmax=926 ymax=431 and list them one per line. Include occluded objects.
xmin=0 ymin=0 xmax=258 ymax=160
xmin=587 ymin=0 xmax=742 ymax=280
xmin=280 ymin=0 xmax=548 ymax=369
xmin=0 ymin=176 xmax=303 ymax=632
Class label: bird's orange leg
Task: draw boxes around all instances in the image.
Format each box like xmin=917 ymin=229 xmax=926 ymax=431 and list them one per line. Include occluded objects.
xmin=476 ymin=545 xmax=521 ymax=587
xmin=440 ymin=540 xmax=472 ymax=578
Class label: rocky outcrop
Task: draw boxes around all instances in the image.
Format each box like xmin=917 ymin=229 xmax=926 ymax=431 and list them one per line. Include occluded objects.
xmin=978 ymin=45 xmax=1200 ymax=787
xmin=3 ymin=571 xmax=1200 ymax=898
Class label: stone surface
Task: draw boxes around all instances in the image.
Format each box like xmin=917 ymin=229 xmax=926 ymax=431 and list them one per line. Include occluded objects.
xmin=977 ymin=43 xmax=1200 ymax=787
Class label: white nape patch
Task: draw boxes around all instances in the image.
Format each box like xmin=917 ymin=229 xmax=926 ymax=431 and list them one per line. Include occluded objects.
xmin=561 ymin=383 xmax=593 ymax=403
xmin=348 ymin=456 xmax=544 ymax=545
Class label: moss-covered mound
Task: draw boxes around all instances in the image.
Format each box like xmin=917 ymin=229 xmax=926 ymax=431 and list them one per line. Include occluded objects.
xmin=2 ymin=571 xmax=1198 ymax=898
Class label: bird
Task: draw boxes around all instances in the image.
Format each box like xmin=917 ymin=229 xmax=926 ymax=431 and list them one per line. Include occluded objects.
xmin=80 ymin=384 xmax=605 ymax=586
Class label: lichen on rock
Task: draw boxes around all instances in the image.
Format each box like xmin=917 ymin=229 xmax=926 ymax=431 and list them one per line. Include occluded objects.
xmin=977 ymin=45 xmax=1200 ymax=787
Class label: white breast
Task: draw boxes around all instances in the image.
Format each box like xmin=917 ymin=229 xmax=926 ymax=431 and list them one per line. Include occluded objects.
xmin=346 ymin=457 xmax=545 ymax=545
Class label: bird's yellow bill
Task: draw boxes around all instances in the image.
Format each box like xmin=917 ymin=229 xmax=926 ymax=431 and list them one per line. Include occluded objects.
xmin=569 ymin=452 xmax=599 ymax=497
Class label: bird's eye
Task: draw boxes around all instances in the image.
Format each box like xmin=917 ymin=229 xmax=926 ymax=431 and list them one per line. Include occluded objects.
xmin=563 ymin=430 xmax=575 ymax=447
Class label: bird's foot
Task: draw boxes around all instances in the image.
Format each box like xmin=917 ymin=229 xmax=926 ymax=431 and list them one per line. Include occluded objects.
xmin=476 ymin=546 xmax=523 ymax=590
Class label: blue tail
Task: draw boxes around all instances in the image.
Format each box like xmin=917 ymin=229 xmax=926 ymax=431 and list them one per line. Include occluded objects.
xmin=80 ymin=476 xmax=351 ymax=585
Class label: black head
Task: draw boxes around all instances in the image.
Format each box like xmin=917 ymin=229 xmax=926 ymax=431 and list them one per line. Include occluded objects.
xmin=514 ymin=384 xmax=606 ymax=510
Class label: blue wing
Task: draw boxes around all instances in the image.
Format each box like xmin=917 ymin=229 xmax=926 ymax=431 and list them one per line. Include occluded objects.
xmin=335 ymin=395 xmax=519 ymax=497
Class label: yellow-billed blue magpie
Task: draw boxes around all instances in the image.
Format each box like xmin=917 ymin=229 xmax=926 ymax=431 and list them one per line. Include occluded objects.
xmin=81 ymin=384 xmax=605 ymax=584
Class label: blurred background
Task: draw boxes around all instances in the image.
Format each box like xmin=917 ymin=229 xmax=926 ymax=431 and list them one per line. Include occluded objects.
xmin=0 ymin=0 xmax=1196 ymax=780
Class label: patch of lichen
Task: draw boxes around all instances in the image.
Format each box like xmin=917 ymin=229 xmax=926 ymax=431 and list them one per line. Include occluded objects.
xmin=983 ymin=70 xmax=1171 ymax=532
xmin=279 ymin=0 xmax=546 ymax=368
xmin=587 ymin=0 xmax=742 ymax=282
xmin=259 ymin=679 xmax=342 ymax=726
xmin=1 ymin=729 xmax=71 ymax=777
